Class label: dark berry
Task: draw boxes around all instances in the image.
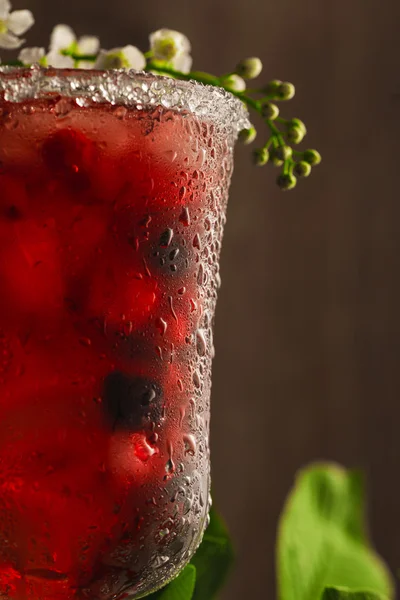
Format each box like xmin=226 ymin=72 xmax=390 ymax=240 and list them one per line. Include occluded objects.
xmin=103 ymin=372 xmax=164 ymax=430
xmin=42 ymin=129 xmax=94 ymax=192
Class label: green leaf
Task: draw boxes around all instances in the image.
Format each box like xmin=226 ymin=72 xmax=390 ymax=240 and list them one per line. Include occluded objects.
xmin=148 ymin=564 xmax=196 ymax=600
xmin=277 ymin=463 xmax=395 ymax=600
xmin=191 ymin=507 xmax=234 ymax=600
xmin=322 ymin=585 xmax=390 ymax=600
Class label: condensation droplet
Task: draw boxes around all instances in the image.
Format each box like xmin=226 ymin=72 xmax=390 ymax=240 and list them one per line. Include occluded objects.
xmin=183 ymin=434 xmax=197 ymax=456
xmin=179 ymin=186 xmax=187 ymax=201
xmin=196 ymin=329 xmax=207 ymax=357
xmin=113 ymin=106 xmax=127 ymax=119
xmin=159 ymin=228 xmax=174 ymax=248
xmin=193 ymin=233 xmax=201 ymax=250
xmin=54 ymin=98 xmax=73 ymax=117
xmin=155 ymin=317 xmax=168 ymax=336
xmin=197 ymin=263 xmax=204 ymax=285
xmin=193 ymin=371 xmax=201 ymax=389
xmin=151 ymin=555 xmax=170 ymax=568
xmin=179 ymin=207 xmax=190 ymax=227
xmin=165 ymin=459 xmax=174 ymax=474
xmin=168 ymin=296 xmax=178 ymax=322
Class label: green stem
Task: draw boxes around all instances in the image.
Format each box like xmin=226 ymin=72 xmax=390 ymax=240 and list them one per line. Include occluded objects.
xmin=61 ymin=50 xmax=97 ymax=62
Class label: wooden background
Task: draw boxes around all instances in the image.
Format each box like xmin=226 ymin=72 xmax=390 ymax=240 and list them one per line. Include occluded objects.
xmin=21 ymin=0 xmax=400 ymax=597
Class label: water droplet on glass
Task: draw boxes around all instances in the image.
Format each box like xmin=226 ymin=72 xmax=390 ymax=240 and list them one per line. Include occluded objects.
xmin=197 ymin=263 xmax=204 ymax=285
xmin=196 ymin=329 xmax=207 ymax=357
xmin=113 ymin=106 xmax=127 ymax=119
xmin=159 ymin=228 xmax=173 ymax=248
xmin=151 ymin=555 xmax=170 ymax=568
xmin=165 ymin=459 xmax=175 ymax=474
xmin=179 ymin=186 xmax=187 ymax=202
xmin=179 ymin=207 xmax=190 ymax=227
xmin=183 ymin=434 xmax=197 ymax=456
xmin=54 ymin=98 xmax=72 ymax=117
xmin=193 ymin=233 xmax=201 ymax=250
xmin=193 ymin=371 xmax=201 ymax=389
xmin=164 ymin=150 xmax=177 ymax=162
xmin=168 ymin=296 xmax=178 ymax=322
xmin=132 ymin=434 xmax=157 ymax=462
xmin=155 ymin=317 xmax=168 ymax=336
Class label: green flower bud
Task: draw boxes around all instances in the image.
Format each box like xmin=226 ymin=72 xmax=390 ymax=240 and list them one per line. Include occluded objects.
xmin=221 ymin=73 xmax=246 ymax=92
xmin=252 ymin=147 xmax=269 ymax=166
xmin=277 ymin=81 xmax=295 ymax=100
xmin=277 ymin=173 xmax=297 ymax=191
xmin=271 ymin=156 xmax=284 ymax=167
xmin=239 ymin=127 xmax=257 ymax=145
xmin=235 ymin=57 xmax=263 ymax=79
xmin=293 ymin=161 xmax=312 ymax=178
xmin=287 ymin=126 xmax=304 ymax=144
xmin=261 ymin=102 xmax=279 ymax=120
xmin=271 ymin=145 xmax=292 ymax=161
xmin=261 ymin=79 xmax=282 ymax=96
xmin=289 ymin=118 xmax=307 ymax=134
xmin=303 ymin=149 xmax=322 ymax=166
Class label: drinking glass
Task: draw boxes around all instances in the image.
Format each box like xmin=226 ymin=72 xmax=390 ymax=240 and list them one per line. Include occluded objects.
xmin=0 ymin=67 xmax=249 ymax=600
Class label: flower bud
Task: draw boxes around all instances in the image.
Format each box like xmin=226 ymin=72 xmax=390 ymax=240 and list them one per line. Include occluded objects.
xmin=287 ymin=126 xmax=305 ymax=144
xmin=303 ymin=149 xmax=322 ymax=166
xmin=271 ymin=156 xmax=284 ymax=167
xmin=271 ymin=145 xmax=292 ymax=162
xmin=289 ymin=118 xmax=307 ymax=134
xmin=277 ymin=173 xmax=297 ymax=190
xmin=252 ymin=148 xmax=269 ymax=166
xmin=293 ymin=161 xmax=312 ymax=178
xmin=222 ymin=74 xmax=246 ymax=92
xmin=261 ymin=102 xmax=279 ymax=120
xmin=261 ymin=79 xmax=282 ymax=96
xmin=235 ymin=57 xmax=263 ymax=79
xmin=277 ymin=81 xmax=295 ymax=100
xmin=239 ymin=127 xmax=257 ymax=145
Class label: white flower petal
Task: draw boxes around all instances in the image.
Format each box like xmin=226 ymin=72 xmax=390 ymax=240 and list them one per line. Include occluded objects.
xmin=172 ymin=52 xmax=192 ymax=74
xmin=149 ymin=28 xmax=191 ymax=61
xmin=94 ymin=46 xmax=146 ymax=70
xmin=77 ymin=35 xmax=99 ymax=55
xmin=50 ymin=24 xmax=75 ymax=52
xmin=0 ymin=0 xmax=11 ymax=21
xmin=46 ymin=49 xmax=74 ymax=68
xmin=122 ymin=45 xmax=146 ymax=70
xmin=93 ymin=49 xmax=107 ymax=69
xmin=77 ymin=60 xmax=95 ymax=70
xmin=7 ymin=10 xmax=34 ymax=35
xmin=19 ymin=46 xmax=45 ymax=65
xmin=0 ymin=30 xmax=23 ymax=49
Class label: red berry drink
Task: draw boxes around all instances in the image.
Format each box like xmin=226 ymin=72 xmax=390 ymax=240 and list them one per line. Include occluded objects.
xmin=0 ymin=68 xmax=248 ymax=600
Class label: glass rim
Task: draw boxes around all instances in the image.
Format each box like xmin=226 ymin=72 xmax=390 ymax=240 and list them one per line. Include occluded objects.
xmin=0 ymin=66 xmax=251 ymax=137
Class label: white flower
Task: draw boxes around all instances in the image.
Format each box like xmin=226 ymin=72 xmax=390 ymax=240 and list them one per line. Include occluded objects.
xmin=18 ymin=46 xmax=45 ymax=65
xmin=149 ymin=28 xmax=192 ymax=73
xmin=46 ymin=24 xmax=100 ymax=69
xmin=94 ymin=45 xmax=146 ymax=70
xmin=0 ymin=0 xmax=34 ymax=49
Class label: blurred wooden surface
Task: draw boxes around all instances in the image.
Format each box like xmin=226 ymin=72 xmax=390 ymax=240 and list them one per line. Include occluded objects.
xmin=23 ymin=0 xmax=400 ymax=597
